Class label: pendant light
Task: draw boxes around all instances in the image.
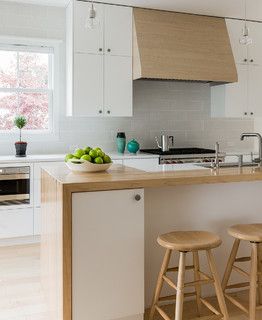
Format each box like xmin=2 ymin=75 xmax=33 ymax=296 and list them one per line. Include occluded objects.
xmin=239 ymin=0 xmax=252 ymax=45
xmin=85 ymin=1 xmax=100 ymax=30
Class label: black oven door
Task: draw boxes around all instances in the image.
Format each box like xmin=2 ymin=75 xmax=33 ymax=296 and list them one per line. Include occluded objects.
xmin=0 ymin=166 xmax=30 ymax=205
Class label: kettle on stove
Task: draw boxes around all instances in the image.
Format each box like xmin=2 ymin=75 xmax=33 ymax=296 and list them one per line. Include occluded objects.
xmin=155 ymin=134 xmax=174 ymax=152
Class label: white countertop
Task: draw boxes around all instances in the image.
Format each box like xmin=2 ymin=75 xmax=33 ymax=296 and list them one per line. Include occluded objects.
xmin=0 ymin=151 xmax=159 ymax=164
xmin=138 ymin=163 xmax=209 ymax=172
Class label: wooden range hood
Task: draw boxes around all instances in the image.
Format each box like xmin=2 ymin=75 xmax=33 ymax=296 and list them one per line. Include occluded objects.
xmin=133 ymin=8 xmax=238 ymax=83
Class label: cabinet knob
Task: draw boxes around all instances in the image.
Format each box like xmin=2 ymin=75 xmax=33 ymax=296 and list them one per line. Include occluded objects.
xmin=99 ymin=48 xmax=103 ymax=52
xmin=244 ymin=112 xmax=248 ymax=115
xmin=250 ymin=59 xmax=254 ymax=63
xmin=98 ymin=110 xmax=103 ymax=114
xmin=107 ymin=110 xmax=111 ymax=114
xmin=250 ymin=112 xmax=254 ymax=115
xmin=107 ymin=48 xmax=111 ymax=52
xmin=244 ymin=58 xmax=248 ymax=62
xmin=134 ymin=194 xmax=141 ymax=201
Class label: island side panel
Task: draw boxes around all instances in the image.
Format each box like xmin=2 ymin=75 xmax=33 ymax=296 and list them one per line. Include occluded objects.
xmin=41 ymin=170 xmax=67 ymax=320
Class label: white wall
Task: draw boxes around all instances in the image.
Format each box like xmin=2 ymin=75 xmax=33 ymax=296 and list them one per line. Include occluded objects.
xmin=0 ymin=1 xmax=254 ymax=155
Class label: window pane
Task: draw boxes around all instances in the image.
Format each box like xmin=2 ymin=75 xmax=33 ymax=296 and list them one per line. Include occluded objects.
xmin=0 ymin=92 xmax=17 ymax=130
xmin=19 ymin=92 xmax=49 ymax=130
xmin=0 ymin=51 xmax=17 ymax=88
xmin=19 ymin=52 xmax=49 ymax=89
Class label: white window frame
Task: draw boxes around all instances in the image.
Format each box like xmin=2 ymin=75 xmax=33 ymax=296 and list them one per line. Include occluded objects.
xmin=0 ymin=36 xmax=61 ymax=142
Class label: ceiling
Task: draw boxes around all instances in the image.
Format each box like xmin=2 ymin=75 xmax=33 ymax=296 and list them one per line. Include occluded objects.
xmin=2 ymin=0 xmax=262 ymax=21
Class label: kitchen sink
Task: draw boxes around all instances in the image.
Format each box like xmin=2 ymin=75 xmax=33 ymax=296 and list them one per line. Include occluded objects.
xmin=198 ymin=162 xmax=259 ymax=169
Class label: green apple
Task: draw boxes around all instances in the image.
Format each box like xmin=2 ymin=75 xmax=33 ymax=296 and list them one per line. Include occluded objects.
xmin=81 ymin=154 xmax=92 ymax=162
xmin=74 ymin=148 xmax=85 ymax=159
xmin=89 ymin=149 xmax=98 ymax=159
xmin=94 ymin=157 xmax=104 ymax=164
xmin=94 ymin=147 xmax=102 ymax=151
xmin=103 ymin=155 xmax=111 ymax=163
xmin=84 ymin=146 xmax=92 ymax=154
xmin=65 ymin=153 xmax=74 ymax=162
xmin=97 ymin=150 xmax=105 ymax=158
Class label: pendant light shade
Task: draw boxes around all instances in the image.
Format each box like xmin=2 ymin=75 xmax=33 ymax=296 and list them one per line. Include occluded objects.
xmin=239 ymin=0 xmax=252 ymax=46
xmin=85 ymin=2 xmax=100 ymax=30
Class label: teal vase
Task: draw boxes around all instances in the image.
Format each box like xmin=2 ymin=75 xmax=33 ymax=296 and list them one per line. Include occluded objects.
xmin=127 ymin=139 xmax=140 ymax=154
xmin=116 ymin=132 xmax=126 ymax=153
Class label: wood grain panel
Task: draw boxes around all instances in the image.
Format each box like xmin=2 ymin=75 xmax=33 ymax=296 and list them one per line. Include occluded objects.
xmin=133 ymin=8 xmax=237 ymax=83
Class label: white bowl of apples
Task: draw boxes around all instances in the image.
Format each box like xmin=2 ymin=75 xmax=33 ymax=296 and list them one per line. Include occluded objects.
xmin=65 ymin=147 xmax=113 ymax=173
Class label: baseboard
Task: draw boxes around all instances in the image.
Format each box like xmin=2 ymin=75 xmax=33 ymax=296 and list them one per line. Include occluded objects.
xmin=0 ymin=235 xmax=40 ymax=247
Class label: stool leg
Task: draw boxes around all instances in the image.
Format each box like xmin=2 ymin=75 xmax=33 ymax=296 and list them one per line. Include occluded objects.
xmin=206 ymin=250 xmax=229 ymax=320
xmin=222 ymin=239 xmax=240 ymax=291
xmin=149 ymin=249 xmax=172 ymax=320
xmin=257 ymin=243 xmax=262 ymax=305
xmin=193 ymin=251 xmax=202 ymax=316
xmin=250 ymin=242 xmax=258 ymax=320
xmin=175 ymin=251 xmax=186 ymax=320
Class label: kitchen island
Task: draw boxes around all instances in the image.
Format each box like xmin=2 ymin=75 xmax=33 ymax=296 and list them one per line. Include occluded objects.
xmin=41 ymin=164 xmax=262 ymax=320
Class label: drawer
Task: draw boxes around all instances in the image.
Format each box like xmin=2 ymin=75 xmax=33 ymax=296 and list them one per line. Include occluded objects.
xmin=0 ymin=208 xmax=33 ymax=239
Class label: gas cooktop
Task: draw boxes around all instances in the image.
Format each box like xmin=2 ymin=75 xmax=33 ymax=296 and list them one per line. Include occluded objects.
xmin=140 ymin=148 xmax=215 ymax=156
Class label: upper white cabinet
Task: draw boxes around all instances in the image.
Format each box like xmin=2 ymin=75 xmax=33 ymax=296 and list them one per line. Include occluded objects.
xmin=67 ymin=0 xmax=133 ymax=117
xmin=211 ymin=19 xmax=262 ymax=118
xmin=74 ymin=2 xmax=104 ymax=54
xmin=104 ymin=5 xmax=132 ymax=57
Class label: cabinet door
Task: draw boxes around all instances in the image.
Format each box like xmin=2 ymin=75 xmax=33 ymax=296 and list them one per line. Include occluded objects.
xmin=0 ymin=209 xmax=33 ymax=239
xmin=248 ymin=64 xmax=262 ymax=117
xmin=74 ymin=1 xmax=104 ymax=54
xmin=225 ymin=63 xmax=248 ymax=117
xmin=73 ymin=53 xmax=103 ymax=116
xmin=226 ymin=19 xmax=248 ymax=64
xmin=104 ymin=55 xmax=132 ymax=117
xmin=104 ymin=5 xmax=132 ymax=57
xmin=247 ymin=21 xmax=262 ymax=65
xmin=72 ymin=189 xmax=144 ymax=320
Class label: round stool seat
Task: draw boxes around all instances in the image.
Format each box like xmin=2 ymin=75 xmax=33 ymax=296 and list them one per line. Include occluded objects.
xmin=228 ymin=223 xmax=262 ymax=242
xmin=157 ymin=230 xmax=222 ymax=252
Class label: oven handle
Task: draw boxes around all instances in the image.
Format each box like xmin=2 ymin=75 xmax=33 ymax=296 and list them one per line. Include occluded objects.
xmin=0 ymin=174 xmax=29 ymax=181
xmin=0 ymin=194 xmax=30 ymax=202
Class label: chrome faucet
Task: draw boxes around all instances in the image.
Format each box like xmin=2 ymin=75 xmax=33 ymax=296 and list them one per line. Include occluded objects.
xmin=214 ymin=142 xmax=220 ymax=169
xmin=240 ymin=132 xmax=262 ymax=166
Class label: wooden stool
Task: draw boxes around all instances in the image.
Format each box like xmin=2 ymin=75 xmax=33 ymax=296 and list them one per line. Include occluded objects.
xmin=222 ymin=223 xmax=262 ymax=320
xmin=149 ymin=231 xmax=229 ymax=320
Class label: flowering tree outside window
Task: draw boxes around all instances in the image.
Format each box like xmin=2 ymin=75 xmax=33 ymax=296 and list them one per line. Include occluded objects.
xmin=0 ymin=45 xmax=53 ymax=131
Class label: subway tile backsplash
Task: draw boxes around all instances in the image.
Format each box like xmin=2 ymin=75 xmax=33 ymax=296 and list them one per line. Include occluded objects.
xmin=0 ymin=1 xmax=255 ymax=155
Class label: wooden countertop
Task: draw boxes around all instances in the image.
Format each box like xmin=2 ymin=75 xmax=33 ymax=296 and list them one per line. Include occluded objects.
xmin=42 ymin=163 xmax=262 ymax=192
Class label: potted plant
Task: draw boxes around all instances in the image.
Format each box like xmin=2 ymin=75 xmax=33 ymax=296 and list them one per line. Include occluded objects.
xmin=14 ymin=115 xmax=27 ymax=157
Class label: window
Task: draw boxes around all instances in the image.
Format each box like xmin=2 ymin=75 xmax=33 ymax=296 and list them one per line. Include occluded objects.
xmin=0 ymin=44 xmax=54 ymax=132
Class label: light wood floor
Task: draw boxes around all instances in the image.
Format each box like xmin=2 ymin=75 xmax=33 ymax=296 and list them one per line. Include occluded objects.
xmin=0 ymin=244 xmax=261 ymax=320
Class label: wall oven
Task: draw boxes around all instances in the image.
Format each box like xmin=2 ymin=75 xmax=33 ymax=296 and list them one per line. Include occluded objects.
xmin=0 ymin=166 xmax=31 ymax=206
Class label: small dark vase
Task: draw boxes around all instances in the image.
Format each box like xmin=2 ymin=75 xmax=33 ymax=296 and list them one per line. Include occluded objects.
xmin=15 ymin=142 xmax=27 ymax=157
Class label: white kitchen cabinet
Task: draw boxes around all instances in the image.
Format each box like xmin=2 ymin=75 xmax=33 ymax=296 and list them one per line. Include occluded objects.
xmin=226 ymin=19 xmax=247 ymax=64
xmin=74 ymin=1 xmax=104 ymax=54
xmin=72 ymin=189 xmax=144 ymax=320
xmin=247 ymin=21 xmax=262 ymax=66
xmin=104 ymin=55 xmax=132 ymax=116
xmin=34 ymin=207 xmax=41 ymax=235
xmin=73 ymin=53 xmax=104 ymax=116
xmin=67 ymin=1 xmax=133 ymax=117
xmin=123 ymin=158 xmax=159 ymax=170
xmin=0 ymin=208 xmax=33 ymax=239
xmin=248 ymin=64 xmax=262 ymax=117
xmin=211 ymin=19 xmax=262 ymax=118
xmin=104 ymin=4 xmax=132 ymax=57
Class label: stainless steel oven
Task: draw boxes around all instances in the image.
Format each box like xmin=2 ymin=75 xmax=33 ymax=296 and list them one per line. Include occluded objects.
xmin=0 ymin=166 xmax=30 ymax=206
